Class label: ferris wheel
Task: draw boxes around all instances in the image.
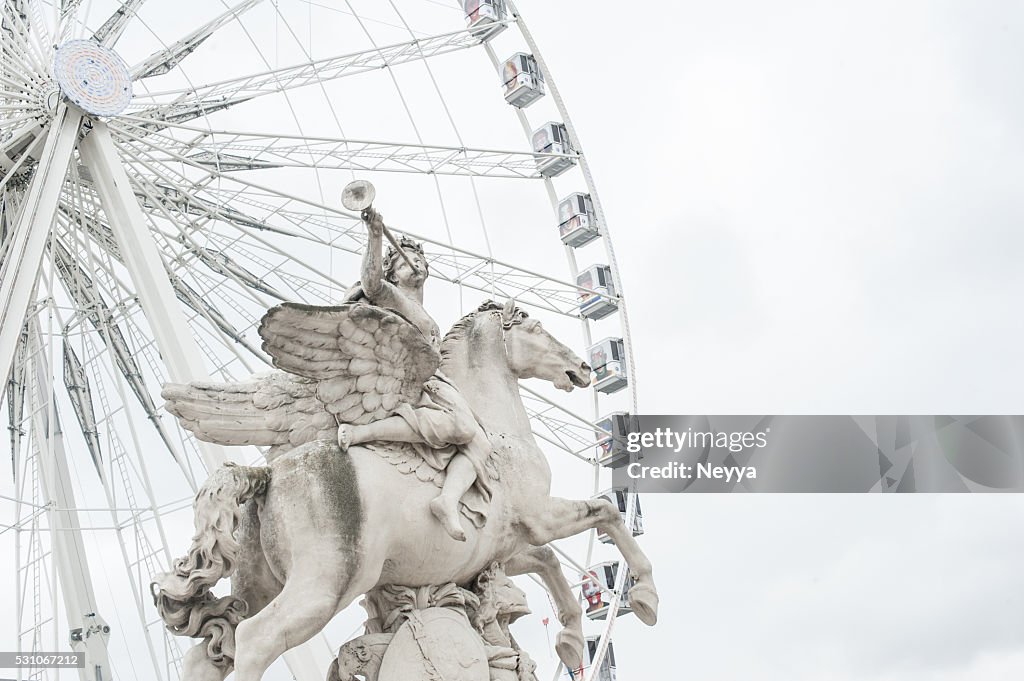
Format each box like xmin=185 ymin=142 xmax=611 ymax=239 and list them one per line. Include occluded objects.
xmin=0 ymin=1 xmax=644 ymax=680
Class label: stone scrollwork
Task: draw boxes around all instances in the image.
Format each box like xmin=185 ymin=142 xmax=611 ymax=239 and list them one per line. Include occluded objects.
xmin=331 ymin=564 xmax=539 ymax=681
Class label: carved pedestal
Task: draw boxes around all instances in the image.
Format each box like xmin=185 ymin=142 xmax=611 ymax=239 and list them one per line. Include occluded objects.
xmin=329 ymin=563 xmax=539 ymax=681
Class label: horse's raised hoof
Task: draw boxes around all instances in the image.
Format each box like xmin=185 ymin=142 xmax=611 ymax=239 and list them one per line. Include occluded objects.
xmin=555 ymin=626 xmax=584 ymax=669
xmin=629 ymin=582 xmax=659 ymax=626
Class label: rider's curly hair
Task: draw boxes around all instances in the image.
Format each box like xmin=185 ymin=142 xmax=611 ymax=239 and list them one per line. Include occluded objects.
xmin=382 ymin=236 xmax=428 ymax=284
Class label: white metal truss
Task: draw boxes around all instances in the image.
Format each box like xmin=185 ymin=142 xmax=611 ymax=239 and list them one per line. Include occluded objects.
xmin=113 ymin=117 xmax=574 ymax=179
xmin=27 ymin=319 xmax=112 ymax=681
xmin=128 ymin=22 xmax=513 ymax=129
xmin=92 ymin=0 xmax=148 ymax=46
xmin=78 ymin=120 xmax=228 ymax=471
xmin=0 ymin=105 xmax=81 ymax=387
xmin=102 ymin=123 xmax=604 ymax=317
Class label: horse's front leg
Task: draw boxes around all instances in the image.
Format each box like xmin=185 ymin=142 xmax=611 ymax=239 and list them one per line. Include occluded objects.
xmin=519 ymin=497 xmax=658 ymax=626
xmin=506 ymin=546 xmax=584 ymax=669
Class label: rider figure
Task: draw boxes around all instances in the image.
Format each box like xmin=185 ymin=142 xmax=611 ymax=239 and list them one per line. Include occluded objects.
xmin=336 ymin=207 xmax=492 ymax=542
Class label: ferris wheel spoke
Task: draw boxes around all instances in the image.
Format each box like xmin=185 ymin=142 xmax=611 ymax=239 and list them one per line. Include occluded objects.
xmin=521 ymin=389 xmax=605 ymax=455
xmin=1 ymin=1 xmax=49 ymax=74
xmin=24 ymin=0 xmax=54 ymax=52
xmin=118 ymin=132 xmax=364 ymax=250
xmin=0 ymin=25 xmax=43 ymax=74
xmin=130 ymin=0 xmax=263 ymax=80
xmin=78 ymin=120 xmax=216 ymax=381
xmin=126 ymin=23 xmax=504 ymax=128
xmin=119 ymin=151 xmax=325 ymax=306
xmin=22 ymin=316 xmax=115 ymax=679
xmin=115 ymin=115 xmax=567 ymax=178
xmin=0 ymin=194 xmax=13 ymax=262
xmin=50 ymin=222 xmax=196 ymax=481
xmin=0 ymin=64 xmax=36 ymax=93
xmin=166 ymin=272 xmax=271 ymax=367
xmin=522 ymin=407 xmax=601 ymax=462
xmin=57 ymin=234 xmax=244 ymax=405
xmin=4 ymin=313 xmax=29 ymax=458
xmin=61 ymin=335 xmax=105 ymax=475
xmin=113 ymin=124 xmax=595 ymax=318
xmin=39 ymin=257 xmax=197 ymax=679
xmin=64 ymin=160 xmax=280 ymax=372
xmin=92 ymin=0 xmax=146 ymax=46
xmin=0 ymin=105 xmax=81 ymax=390
xmin=0 ymin=55 xmax=40 ymax=91
xmin=191 ymin=183 xmax=585 ymax=317
xmin=77 ymin=120 xmax=232 ymax=471
xmin=56 ymin=0 xmax=85 ymax=40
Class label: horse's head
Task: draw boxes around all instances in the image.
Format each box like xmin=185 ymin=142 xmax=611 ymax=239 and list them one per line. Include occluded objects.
xmin=498 ymin=299 xmax=592 ymax=392
xmin=442 ymin=300 xmax=592 ymax=398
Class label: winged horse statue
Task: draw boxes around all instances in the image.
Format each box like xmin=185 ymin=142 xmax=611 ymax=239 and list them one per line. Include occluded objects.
xmin=153 ymin=193 xmax=657 ymax=681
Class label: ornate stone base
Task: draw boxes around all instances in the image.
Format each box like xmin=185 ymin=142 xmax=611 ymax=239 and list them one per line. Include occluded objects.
xmin=328 ymin=563 xmax=538 ymax=681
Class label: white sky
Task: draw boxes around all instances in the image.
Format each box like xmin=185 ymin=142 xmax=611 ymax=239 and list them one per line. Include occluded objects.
xmin=534 ymin=1 xmax=1024 ymax=679
xmin=2 ymin=0 xmax=1024 ymax=680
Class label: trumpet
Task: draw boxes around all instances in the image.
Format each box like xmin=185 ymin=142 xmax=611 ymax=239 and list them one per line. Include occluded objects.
xmin=341 ymin=179 xmax=420 ymax=275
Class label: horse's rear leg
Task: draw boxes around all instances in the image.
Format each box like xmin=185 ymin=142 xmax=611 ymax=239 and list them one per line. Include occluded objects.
xmin=232 ymin=563 xmax=381 ymax=681
xmin=506 ymin=546 xmax=584 ymax=668
xmin=522 ymin=497 xmax=659 ymax=626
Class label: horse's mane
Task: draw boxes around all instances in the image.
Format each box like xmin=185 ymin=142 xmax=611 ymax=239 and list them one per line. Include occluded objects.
xmin=441 ymin=300 xmax=528 ymax=363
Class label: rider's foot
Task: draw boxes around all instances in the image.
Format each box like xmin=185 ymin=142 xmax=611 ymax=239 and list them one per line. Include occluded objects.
xmin=337 ymin=424 xmax=353 ymax=452
xmin=429 ymin=496 xmax=467 ymax=542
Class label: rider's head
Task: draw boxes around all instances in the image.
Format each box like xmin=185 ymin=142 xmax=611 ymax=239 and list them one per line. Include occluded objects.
xmin=383 ymin=237 xmax=429 ymax=287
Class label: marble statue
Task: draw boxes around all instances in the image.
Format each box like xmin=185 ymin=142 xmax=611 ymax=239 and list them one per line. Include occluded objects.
xmin=154 ymin=186 xmax=658 ymax=681
xmin=335 ymin=205 xmax=498 ymax=542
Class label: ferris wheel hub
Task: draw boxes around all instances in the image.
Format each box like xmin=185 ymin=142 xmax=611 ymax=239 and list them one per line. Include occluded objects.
xmin=52 ymin=40 xmax=133 ymax=117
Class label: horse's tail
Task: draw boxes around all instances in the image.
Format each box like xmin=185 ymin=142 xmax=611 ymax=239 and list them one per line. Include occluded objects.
xmin=151 ymin=462 xmax=271 ymax=668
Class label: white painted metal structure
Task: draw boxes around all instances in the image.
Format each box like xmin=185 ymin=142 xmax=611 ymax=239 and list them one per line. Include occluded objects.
xmin=0 ymin=1 xmax=641 ymax=679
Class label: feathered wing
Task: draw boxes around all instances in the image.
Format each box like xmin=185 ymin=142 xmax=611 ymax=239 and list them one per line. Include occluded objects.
xmin=161 ymin=371 xmax=336 ymax=448
xmin=258 ymin=302 xmax=440 ymax=426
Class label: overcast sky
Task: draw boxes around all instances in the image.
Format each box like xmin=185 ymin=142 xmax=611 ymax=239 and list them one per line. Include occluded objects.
xmin=2 ymin=1 xmax=1023 ymax=680
xmin=530 ymin=2 xmax=1024 ymax=679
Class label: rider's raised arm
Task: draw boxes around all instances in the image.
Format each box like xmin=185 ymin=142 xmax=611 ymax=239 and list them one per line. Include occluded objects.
xmin=361 ymin=207 xmax=387 ymax=300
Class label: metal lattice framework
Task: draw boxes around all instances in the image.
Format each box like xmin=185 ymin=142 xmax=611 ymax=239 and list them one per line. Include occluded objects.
xmin=0 ymin=2 xmax=640 ymax=680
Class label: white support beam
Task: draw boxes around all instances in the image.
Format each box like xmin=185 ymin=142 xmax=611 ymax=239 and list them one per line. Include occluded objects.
xmin=92 ymin=0 xmax=147 ymax=46
xmin=114 ymin=117 xmax=568 ymax=179
xmin=81 ymin=121 xmax=331 ymax=681
xmin=78 ymin=120 xmax=229 ymax=471
xmin=128 ymin=23 xmax=504 ymax=121
xmin=28 ymin=322 xmax=112 ymax=681
xmin=0 ymin=104 xmax=82 ymax=389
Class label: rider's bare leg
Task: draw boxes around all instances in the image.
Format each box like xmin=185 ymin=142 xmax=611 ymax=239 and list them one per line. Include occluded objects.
xmin=337 ymin=416 xmax=423 ymax=451
xmin=429 ymin=453 xmax=475 ymax=542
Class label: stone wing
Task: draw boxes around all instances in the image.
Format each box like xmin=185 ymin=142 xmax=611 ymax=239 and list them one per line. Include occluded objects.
xmin=258 ymin=302 xmax=440 ymax=425
xmin=162 ymin=371 xmax=335 ymax=448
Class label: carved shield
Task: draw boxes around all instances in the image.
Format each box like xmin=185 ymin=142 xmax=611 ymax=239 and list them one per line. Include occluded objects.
xmin=377 ymin=607 xmax=489 ymax=681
